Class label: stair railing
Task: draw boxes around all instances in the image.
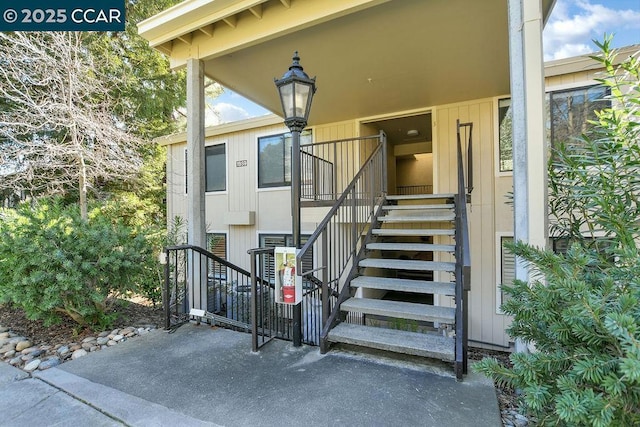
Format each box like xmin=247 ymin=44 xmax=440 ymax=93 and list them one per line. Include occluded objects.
xmin=163 ymin=245 xmax=261 ymax=330
xmin=296 ymin=131 xmax=387 ymax=352
xmin=300 ymin=133 xmax=384 ymax=203
xmin=455 ymin=120 xmax=472 ymax=380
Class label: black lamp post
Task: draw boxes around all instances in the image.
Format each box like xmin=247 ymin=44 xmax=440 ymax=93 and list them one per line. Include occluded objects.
xmin=275 ymin=51 xmax=316 ymax=347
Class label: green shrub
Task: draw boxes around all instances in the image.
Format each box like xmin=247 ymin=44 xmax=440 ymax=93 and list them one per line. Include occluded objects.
xmin=474 ymin=38 xmax=640 ymax=426
xmin=0 ymin=198 xmax=155 ymax=328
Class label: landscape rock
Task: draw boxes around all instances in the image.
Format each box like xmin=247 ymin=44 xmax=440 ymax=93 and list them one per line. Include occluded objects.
xmin=96 ymin=337 xmax=109 ymax=345
xmin=0 ymin=344 xmax=14 ymax=354
xmin=71 ymin=349 xmax=87 ymax=360
xmin=15 ymin=340 xmax=32 ymax=351
xmin=39 ymin=357 xmax=61 ymax=370
xmin=57 ymin=346 xmax=70 ymax=356
xmin=23 ymin=359 xmax=41 ymax=372
xmin=112 ymin=334 xmax=124 ymax=342
xmin=21 ymin=346 xmax=39 ymax=355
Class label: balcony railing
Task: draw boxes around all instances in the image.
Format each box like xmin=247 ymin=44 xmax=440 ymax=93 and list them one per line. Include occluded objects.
xmin=300 ymin=133 xmax=383 ymax=203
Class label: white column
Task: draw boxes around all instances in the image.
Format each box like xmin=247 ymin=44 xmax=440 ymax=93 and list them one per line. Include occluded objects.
xmin=508 ymin=0 xmax=548 ymax=352
xmin=186 ymin=58 xmax=207 ymax=309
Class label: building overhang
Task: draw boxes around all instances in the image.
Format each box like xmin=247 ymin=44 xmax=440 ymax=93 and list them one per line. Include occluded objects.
xmin=140 ymin=0 xmax=556 ymax=126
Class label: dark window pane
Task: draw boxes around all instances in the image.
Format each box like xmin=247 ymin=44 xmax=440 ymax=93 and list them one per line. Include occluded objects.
xmin=205 ymin=144 xmax=226 ymax=192
xmin=498 ymin=98 xmax=513 ymax=172
xmin=258 ymin=130 xmax=312 ymax=188
xmin=550 ymin=85 xmax=610 ymax=150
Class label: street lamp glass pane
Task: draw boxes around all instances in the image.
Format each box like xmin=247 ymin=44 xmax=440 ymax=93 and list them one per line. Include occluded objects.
xmin=294 ymin=82 xmax=311 ymax=118
xmin=279 ymin=83 xmax=294 ymax=119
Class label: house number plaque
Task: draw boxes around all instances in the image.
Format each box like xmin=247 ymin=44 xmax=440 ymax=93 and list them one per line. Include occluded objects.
xmin=236 ymin=160 xmax=248 ymax=167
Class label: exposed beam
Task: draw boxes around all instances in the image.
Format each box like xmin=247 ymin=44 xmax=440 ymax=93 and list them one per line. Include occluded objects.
xmin=177 ymin=32 xmax=192 ymax=45
xmin=280 ymin=0 xmax=291 ymax=8
xmin=222 ymin=14 xmax=237 ymax=28
xmin=249 ymin=4 xmax=263 ymax=19
xmin=198 ymin=24 xmax=215 ymax=37
xmin=156 ymin=41 xmax=173 ymax=55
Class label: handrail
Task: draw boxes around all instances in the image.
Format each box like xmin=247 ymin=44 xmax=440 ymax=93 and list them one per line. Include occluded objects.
xmin=167 ymin=244 xmax=252 ymax=277
xmin=296 ymin=131 xmax=387 ymax=352
xmin=298 ymin=134 xmax=385 ymax=269
xmin=300 ymin=133 xmax=382 ymax=201
xmin=454 ymin=120 xmax=472 ymax=380
xmin=163 ymin=244 xmax=268 ymax=331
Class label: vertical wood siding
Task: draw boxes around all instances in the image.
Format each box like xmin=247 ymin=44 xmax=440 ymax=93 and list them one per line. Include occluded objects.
xmin=434 ymin=99 xmax=510 ymax=347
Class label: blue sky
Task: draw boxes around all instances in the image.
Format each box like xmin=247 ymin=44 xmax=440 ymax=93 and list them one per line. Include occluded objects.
xmin=544 ymin=0 xmax=640 ymax=60
xmin=210 ymin=0 xmax=640 ymax=124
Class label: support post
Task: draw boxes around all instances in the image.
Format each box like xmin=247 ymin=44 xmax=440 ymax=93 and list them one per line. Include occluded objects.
xmin=291 ymin=129 xmax=302 ymax=347
xmin=186 ymin=58 xmax=207 ymax=309
xmin=508 ymin=0 xmax=548 ymax=353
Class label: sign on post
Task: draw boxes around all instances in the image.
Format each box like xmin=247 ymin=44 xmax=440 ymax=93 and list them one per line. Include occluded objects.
xmin=274 ymin=247 xmax=302 ymax=305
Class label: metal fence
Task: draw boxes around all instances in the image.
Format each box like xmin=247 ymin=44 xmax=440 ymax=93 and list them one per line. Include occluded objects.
xmin=163 ymin=244 xmax=323 ymax=347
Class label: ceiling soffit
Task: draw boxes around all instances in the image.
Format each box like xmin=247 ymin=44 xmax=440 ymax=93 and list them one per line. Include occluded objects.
xmin=143 ymin=0 xmax=516 ymax=126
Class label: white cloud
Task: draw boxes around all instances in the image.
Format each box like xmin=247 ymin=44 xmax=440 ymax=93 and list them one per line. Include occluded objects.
xmin=544 ymin=0 xmax=640 ymax=60
xmin=212 ymin=102 xmax=251 ymax=124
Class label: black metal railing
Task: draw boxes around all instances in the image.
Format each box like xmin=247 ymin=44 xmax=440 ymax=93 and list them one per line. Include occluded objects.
xmin=454 ymin=120 xmax=472 ymax=380
xmin=301 ymin=151 xmax=334 ymax=202
xmin=248 ymin=247 xmax=325 ymax=350
xmin=300 ymin=133 xmax=383 ymax=202
xmin=295 ymin=132 xmax=387 ymax=352
xmin=164 ymin=245 xmax=261 ymax=330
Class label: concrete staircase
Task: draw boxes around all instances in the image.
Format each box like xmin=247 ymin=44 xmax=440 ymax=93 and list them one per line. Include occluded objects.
xmin=327 ymin=193 xmax=459 ymax=363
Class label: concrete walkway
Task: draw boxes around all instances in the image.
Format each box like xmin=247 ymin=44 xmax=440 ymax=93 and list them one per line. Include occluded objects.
xmin=1 ymin=324 xmax=501 ymax=426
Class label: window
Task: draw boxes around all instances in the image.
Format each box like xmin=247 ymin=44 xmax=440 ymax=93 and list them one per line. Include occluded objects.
xmin=259 ymin=234 xmax=313 ymax=284
xmin=205 ymin=144 xmax=226 ymax=192
xmin=258 ymin=130 xmax=312 ymax=188
xmin=549 ymin=85 xmax=610 ymax=152
xmin=207 ymin=233 xmax=227 ymax=284
xmin=496 ymin=85 xmax=610 ymax=173
xmin=498 ymin=98 xmax=513 ymax=172
xmin=207 ymin=233 xmax=227 ymax=260
xmin=497 ymin=235 xmax=515 ymax=313
xmin=184 ymin=149 xmax=188 ymax=194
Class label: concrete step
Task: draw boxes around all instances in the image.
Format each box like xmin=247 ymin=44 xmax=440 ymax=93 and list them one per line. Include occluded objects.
xmin=327 ymin=322 xmax=455 ymax=361
xmin=378 ymin=213 xmax=455 ymax=222
xmin=382 ymin=204 xmax=455 ymax=211
xmin=372 ymin=228 xmax=454 ymax=237
xmin=366 ymin=242 xmax=455 ymax=252
xmin=359 ymin=258 xmax=456 ymax=272
xmin=341 ymin=297 xmax=455 ymax=323
xmin=351 ymin=276 xmax=456 ymax=296
xmin=387 ymin=194 xmax=455 ymax=201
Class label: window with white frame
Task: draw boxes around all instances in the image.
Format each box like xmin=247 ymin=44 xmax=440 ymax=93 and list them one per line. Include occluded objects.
xmin=259 ymin=234 xmax=313 ymax=283
xmin=498 ymin=98 xmax=513 ymax=172
xmin=497 ymin=84 xmax=610 ymax=173
xmin=258 ymin=130 xmax=312 ymax=188
xmin=548 ymin=84 xmax=610 ymax=153
xmin=205 ymin=144 xmax=226 ymax=192
xmin=207 ymin=233 xmax=227 ymax=260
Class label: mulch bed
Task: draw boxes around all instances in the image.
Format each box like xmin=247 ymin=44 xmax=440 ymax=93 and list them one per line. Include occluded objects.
xmin=0 ymin=299 xmax=165 ymax=347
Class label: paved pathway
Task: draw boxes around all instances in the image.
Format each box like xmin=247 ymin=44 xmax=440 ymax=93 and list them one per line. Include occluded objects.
xmin=1 ymin=324 xmax=501 ymax=426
